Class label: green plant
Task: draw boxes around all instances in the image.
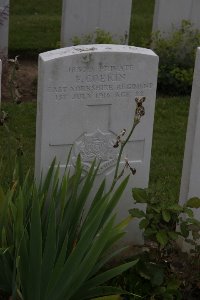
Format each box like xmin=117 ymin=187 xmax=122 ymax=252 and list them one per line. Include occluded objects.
xmin=0 ymin=96 xmax=147 ymax=300
xmin=127 ymin=188 xmax=200 ymax=299
xmin=130 ymin=188 xmax=200 ymax=248
xmin=112 ymin=252 xmax=182 ymax=300
xmin=0 ymin=156 xmax=138 ymax=300
xmin=151 ymin=20 xmax=200 ymax=95
xmin=71 ymin=28 xmax=119 ymax=46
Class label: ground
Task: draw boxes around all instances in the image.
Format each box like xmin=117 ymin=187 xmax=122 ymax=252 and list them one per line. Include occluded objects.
xmin=2 ymin=58 xmax=38 ymax=102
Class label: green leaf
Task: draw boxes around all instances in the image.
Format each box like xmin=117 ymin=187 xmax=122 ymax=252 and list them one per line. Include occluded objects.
xmin=18 ymin=230 xmax=29 ymax=300
xmin=39 ymin=157 xmax=56 ymax=197
xmin=132 ymin=188 xmax=148 ymax=203
xmin=156 ymin=231 xmax=168 ymax=246
xmin=49 ymin=216 xmax=116 ymax=300
xmin=184 ymin=207 xmax=194 ymax=217
xmin=40 ymin=201 xmax=57 ymax=299
xmin=27 ymin=195 xmax=42 ymax=300
xmin=168 ymin=231 xmax=179 ymax=240
xmin=129 ymin=208 xmax=146 ymax=219
xmin=144 ymin=228 xmax=157 ymax=238
xmin=0 ymin=187 xmax=11 ymax=235
xmin=150 ymin=265 xmax=164 ymax=287
xmin=116 ymin=216 xmax=133 ymax=231
xmin=139 ymin=219 xmax=149 ymax=229
xmin=167 ymin=279 xmax=181 ymax=290
xmin=67 ymin=158 xmax=97 ymax=251
xmin=186 ymin=197 xmax=200 ymax=208
xmin=73 ymin=286 xmax=129 ymax=300
xmin=44 ymin=232 xmax=69 ymax=298
xmin=180 ymin=222 xmax=189 ymax=238
xmin=162 ymin=209 xmax=171 ymax=222
xmin=101 ymin=176 xmax=129 ymax=225
xmin=169 ymin=204 xmax=183 ymax=212
xmin=84 ymin=260 xmax=138 ymax=289
xmin=80 ymin=184 xmax=107 ymax=238
xmin=87 ymin=179 xmax=106 ymax=212
xmin=93 ymin=296 xmax=122 ymax=300
xmin=0 ymin=247 xmax=10 ymax=255
xmin=89 ymin=246 xmax=129 ymax=278
xmin=45 ymin=198 xmax=111 ymax=299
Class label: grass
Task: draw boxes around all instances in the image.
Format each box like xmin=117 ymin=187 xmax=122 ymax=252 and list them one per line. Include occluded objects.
xmin=130 ymin=0 xmax=155 ymax=46
xmin=0 ymin=103 xmax=36 ymax=187
xmin=9 ymin=0 xmax=62 ymax=54
xmin=9 ymin=15 xmax=61 ymax=53
xmin=149 ymin=96 xmax=189 ymax=203
xmin=10 ymin=0 xmax=62 ymax=15
xmin=8 ymin=0 xmax=155 ymax=54
xmin=0 ymin=97 xmax=190 ymax=202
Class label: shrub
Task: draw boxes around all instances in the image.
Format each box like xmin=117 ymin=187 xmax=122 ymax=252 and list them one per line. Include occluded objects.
xmin=127 ymin=188 xmax=200 ymax=299
xmin=71 ymin=28 xmax=121 ymax=46
xmin=151 ymin=20 xmax=200 ymax=95
xmin=0 ymin=157 xmax=138 ymax=300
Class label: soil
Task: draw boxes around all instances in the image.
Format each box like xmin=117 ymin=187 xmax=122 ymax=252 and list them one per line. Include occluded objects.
xmin=2 ymin=58 xmax=38 ymax=102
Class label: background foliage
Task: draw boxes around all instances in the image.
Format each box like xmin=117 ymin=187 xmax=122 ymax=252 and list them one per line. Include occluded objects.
xmin=152 ymin=21 xmax=200 ymax=95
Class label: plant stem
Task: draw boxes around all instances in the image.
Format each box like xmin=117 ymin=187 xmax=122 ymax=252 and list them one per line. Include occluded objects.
xmin=110 ymin=118 xmax=140 ymax=191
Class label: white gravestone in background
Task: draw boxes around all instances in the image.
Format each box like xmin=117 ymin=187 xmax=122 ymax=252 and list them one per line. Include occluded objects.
xmin=153 ymin=0 xmax=200 ymax=36
xmin=61 ymin=0 xmax=132 ymax=46
xmin=0 ymin=0 xmax=9 ymax=64
xmin=35 ymin=44 xmax=158 ymax=245
xmin=180 ymin=47 xmax=200 ymax=219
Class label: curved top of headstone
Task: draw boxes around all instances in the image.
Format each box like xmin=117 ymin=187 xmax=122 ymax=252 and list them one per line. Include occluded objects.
xmin=39 ymin=44 xmax=158 ymax=61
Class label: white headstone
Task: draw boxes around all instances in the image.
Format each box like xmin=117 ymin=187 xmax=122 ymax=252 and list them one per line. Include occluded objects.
xmin=0 ymin=0 xmax=9 ymax=64
xmin=180 ymin=47 xmax=200 ymax=219
xmin=153 ymin=0 xmax=200 ymax=35
xmin=61 ymin=0 xmax=132 ymax=46
xmin=35 ymin=44 xmax=158 ymax=245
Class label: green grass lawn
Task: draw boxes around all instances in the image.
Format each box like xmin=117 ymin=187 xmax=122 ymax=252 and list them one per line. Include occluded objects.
xmin=130 ymin=0 xmax=155 ymax=46
xmin=0 ymin=97 xmax=190 ymax=202
xmin=0 ymin=103 xmax=36 ymax=187
xmin=150 ymin=96 xmax=189 ymax=203
xmin=9 ymin=0 xmax=155 ymax=54
xmin=9 ymin=0 xmax=62 ymax=53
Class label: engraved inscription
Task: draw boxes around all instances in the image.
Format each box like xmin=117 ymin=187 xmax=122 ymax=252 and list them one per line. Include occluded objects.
xmin=47 ymin=62 xmax=153 ymax=101
xmin=48 ymin=81 xmax=153 ymax=101
xmin=68 ymin=64 xmax=134 ymax=73
xmin=72 ymin=129 xmax=118 ymax=174
xmin=75 ymin=73 xmax=126 ymax=83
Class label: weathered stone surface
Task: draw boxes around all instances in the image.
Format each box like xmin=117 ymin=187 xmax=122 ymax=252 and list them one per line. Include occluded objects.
xmin=61 ymin=0 xmax=132 ymax=46
xmin=0 ymin=0 xmax=9 ymax=64
xmin=153 ymin=0 xmax=200 ymax=35
xmin=180 ymin=47 xmax=200 ymax=217
xmin=35 ymin=44 xmax=158 ymax=245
